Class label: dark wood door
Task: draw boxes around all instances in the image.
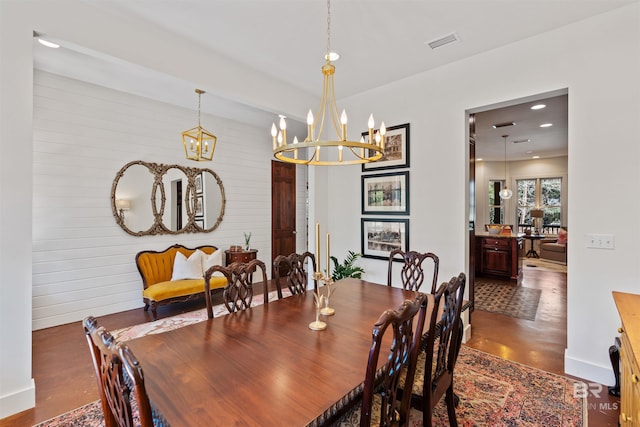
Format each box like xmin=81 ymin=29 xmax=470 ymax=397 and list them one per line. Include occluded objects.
xmin=271 ymin=161 xmax=296 ymax=273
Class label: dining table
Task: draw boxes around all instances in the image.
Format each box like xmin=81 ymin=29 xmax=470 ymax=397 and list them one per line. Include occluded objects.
xmin=126 ymin=278 xmax=433 ymax=426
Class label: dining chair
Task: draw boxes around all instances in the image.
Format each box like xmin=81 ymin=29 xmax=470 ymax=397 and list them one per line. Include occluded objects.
xmin=204 ymin=259 xmax=269 ymax=317
xmin=410 ymin=273 xmax=466 ymax=427
xmin=334 ymin=293 xmax=429 ymax=427
xmin=387 ymin=249 xmax=439 ymax=293
xmin=272 ymin=251 xmax=317 ymax=299
xmin=83 ymin=316 xmax=166 ymax=427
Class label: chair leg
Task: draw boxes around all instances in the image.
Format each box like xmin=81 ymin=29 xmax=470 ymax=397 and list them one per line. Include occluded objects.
xmin=150 ymin=302 xmax=158 ymax=321
xmin=143 ymin=303 xmax=149 ymax=311
xmin=445 ymin=386 xmax=458 ymax=427
xmin=423 ymin=399 xmax=434 ymax=427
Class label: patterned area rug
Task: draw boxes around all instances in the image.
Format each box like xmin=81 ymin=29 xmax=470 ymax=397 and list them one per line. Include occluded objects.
xmin=34 ymin=345 xmax=586 ymax=427
xmin=34 ymin=288 xmax=585 ymax=427
xmin=474 ymin=280 xmax=541 ymax=321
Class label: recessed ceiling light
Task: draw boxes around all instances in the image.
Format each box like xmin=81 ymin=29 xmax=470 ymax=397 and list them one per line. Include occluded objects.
xmin=540 ymin=123 xmax=553 ymax=128
xmin=531 ymin=104 xmax=546 ymax=110
xmin=324 ymin=51 xmax=340 ymax=61
xmin=492 ymin=122 xmax=515 ymax=129
xmin=532 ymin=156 xmax=540 ymax=159
xmin=526 ymin=150 xmax=533 ymax=154
xmin=37 ymin=38 xmax=60 ymax=49
xmin=476 ymin=158 xmax=483 ymax=161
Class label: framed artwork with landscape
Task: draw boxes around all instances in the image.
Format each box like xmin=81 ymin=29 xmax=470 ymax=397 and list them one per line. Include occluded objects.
xmin=361 ymin=122 xmax=410 ymax=171
xmin=361 ymin=171 xmax=409 ymax=215
xmin=361 ymin=218 xmax=409 ymax=261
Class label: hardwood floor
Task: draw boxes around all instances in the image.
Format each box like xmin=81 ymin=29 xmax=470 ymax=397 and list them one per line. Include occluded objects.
xmin=1 ymin=268 xmax=619 ymax=426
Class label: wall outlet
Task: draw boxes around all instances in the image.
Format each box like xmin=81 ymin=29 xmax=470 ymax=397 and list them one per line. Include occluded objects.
xmin=585 ymin=234 xmax=615 ymax=249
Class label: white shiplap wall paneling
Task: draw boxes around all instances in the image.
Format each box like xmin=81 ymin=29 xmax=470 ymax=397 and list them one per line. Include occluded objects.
xmin=32 ymin=71 xmax=277 ymax=330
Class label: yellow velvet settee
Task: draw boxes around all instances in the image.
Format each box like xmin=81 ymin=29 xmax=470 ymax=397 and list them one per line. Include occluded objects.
xmin=136 ymin=244 xmax=227 ymax=320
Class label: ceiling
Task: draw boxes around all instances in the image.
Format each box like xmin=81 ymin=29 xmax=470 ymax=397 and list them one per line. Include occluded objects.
xmin=32 ymin=1 xmax=633 ymax=155
xmin=474 ymin=93 xmax=568 ymax=161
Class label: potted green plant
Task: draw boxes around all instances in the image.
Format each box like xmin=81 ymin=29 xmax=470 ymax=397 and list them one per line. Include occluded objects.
xmin=244 ymin=232 xmax=251 ymax=250
xmin=330 ymin=250 xmax=365 ymax=281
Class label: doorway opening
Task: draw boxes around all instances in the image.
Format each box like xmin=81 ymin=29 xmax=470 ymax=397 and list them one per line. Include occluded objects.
xmin=467 ymin=88 xmax=568 ymax=330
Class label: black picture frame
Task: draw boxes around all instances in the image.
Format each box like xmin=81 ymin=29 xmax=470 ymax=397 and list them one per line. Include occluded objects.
xmin=195 ymin=173 xmax=203 ymax=194
xmin=361 ymin=218 xmax=409 ymax=261
xmin=361 ymin=123 xmax=410 ymax=171
xmin=195 ymin=195 xmax=204 ymax=216
xmin=361 ymin=171 xmax=409 ymax=215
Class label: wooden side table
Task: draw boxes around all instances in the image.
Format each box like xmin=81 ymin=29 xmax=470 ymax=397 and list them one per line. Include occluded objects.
xmin=524 ymin=234 xmax=545 ymax=258
xmin=225 ymin=249 xmax=258 ymax=265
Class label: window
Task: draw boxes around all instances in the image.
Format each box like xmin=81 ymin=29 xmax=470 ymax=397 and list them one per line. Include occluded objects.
xmin=488 ymin=180 xmax=507 ymax=224
xmin=516 ymin=177 xmax=562 ymax=230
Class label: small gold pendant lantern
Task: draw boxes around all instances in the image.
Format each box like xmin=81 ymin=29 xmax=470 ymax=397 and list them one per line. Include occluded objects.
xmin=182 ymin=89 xmax=217 ymax=161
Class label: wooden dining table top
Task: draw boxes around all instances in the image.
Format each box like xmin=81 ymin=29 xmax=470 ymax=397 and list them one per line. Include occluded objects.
xmin=126 ymin=278 xmax=431 ymax=426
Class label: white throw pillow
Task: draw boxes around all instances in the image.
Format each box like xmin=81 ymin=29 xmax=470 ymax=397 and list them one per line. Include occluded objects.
xmin=171 ymin=251 xmax=203 ymax=281
xmin=200 ymin=249 xmax=224 ymax=277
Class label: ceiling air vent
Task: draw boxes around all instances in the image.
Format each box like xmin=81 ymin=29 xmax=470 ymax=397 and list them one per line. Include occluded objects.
xmin=492 ymin=122 xmax=515 ymax=129
xmin=513 ymin=139 xmax=531 ymax=144
xmin=426 ymin=32 xmax=459 ymax=50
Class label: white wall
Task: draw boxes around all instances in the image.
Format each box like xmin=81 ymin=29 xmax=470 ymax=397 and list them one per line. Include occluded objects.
xmin=0 ymin=1 xmax=36 ymax=418
xmin=32 ymin=71 xmax=275 ymax=330
xmin=475 ymin=156 xmax=568 ymax=228
xmin=323 ymin=4 xmax=640 ymax=385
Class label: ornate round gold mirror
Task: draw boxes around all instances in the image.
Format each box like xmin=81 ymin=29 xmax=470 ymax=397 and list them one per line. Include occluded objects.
xmin=111 ymin=161 xmax=226 ymax=236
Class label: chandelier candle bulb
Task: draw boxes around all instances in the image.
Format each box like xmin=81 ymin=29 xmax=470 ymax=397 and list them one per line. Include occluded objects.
xmin=279 ymin=117 xmax=287 ymax=146
xmin=340 ymin=110 xmax=348 ymax=141
xmin=326 ymin=232 xmax=331 ymax=277
xmin=316 ymin=223 xmax=322 ymax=275
xmin=380 ymin=122 xmax=386 ymax=149
xmin=293 ymin=136 xmax=299 ymax=160
xmin=338 ymin=145 xmax=343 ymax=162
xmin=271 ymin=123 xmax=278 ymax=149
xmin=307 ymin=110 xmax=314 ymax=141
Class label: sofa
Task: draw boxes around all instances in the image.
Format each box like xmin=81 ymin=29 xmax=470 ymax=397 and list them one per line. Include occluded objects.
xmin=136 ymin=244 xmax=227 ymax=320
xmin=540 ymin=228 xmax=567 ymax=264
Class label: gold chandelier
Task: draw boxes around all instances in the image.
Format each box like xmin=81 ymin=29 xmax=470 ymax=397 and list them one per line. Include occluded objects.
xmin=271 ymin=0 xmax=385 ymax=166
xmin=182 ymin=89 xmax=217 ymax=161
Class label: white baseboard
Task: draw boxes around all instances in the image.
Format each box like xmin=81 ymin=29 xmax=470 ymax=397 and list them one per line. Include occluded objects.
xmin=0 ymin=378 xmax=35 ymax=419
xmin=565 ymin=349 xmax=615 ymax=386
xmin=461 ymin=310 xmax=472 ymax=343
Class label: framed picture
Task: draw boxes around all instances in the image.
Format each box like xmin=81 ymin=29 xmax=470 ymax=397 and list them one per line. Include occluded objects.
xmin=361 ymin=123 xmax=410 ymax=171
xmin=195 ymin=217 xmax=205 ymax=229
xmin=361 ymin=218 xmax=409 ymax=261
xmin=361 ymin=171 xmax=409 ymax=215
xmin=195 ymin=173 xmax=203 ymax=194
xmin=195 ymin=195 xmax=204 ymax=216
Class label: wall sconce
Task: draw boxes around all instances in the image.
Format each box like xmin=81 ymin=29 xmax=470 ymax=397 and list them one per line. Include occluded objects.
xmin=116 ymin=199 xmax=131 ymax=220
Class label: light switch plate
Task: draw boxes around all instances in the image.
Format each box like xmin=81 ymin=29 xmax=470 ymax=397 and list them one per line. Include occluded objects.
xmin=585 ymin=234 xmax=615 ymax=249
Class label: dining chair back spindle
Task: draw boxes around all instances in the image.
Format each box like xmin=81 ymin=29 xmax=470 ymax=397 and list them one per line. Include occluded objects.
xmin=387 ymin=249 xmax=439 ymax=293
xmin=335 ymin=293 xmax=429 ymax=427
xmin=204 ymin=259 xmax=269 ymax=317
xmin=273 ymin=251 xmax=317 ymax=299
xmin=83 ymin=316 xmax=162 ymax=427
